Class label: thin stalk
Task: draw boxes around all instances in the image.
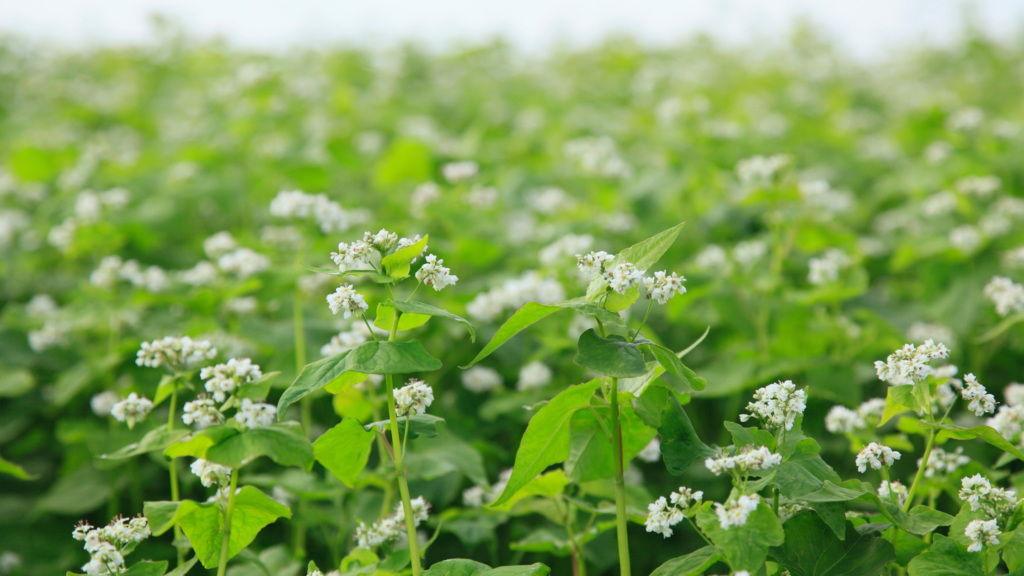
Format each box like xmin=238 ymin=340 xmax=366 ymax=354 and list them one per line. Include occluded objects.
xmin=904 ymin=401 xmax=953 ymax=511
xmin=609 ymin=377 xmax=631 ymax=576
xmin=216 ymin=469 xmax=240 ymax=576
xmin=384 ymin=310 xmax=423 ymax=576
xmin=293 ymin=289 xmax=309 ymax=558
xmin=167 ymin=381 xmax=184 ymax=566
xmin=880 ymin=466 xmax=900 ymax=551
xmin=629 ymin=301 xmax=654 ymax=343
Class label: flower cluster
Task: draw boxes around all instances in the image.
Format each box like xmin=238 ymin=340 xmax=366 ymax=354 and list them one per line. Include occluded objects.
xmin=873 ymin=340 xmax=950 ymax=385
xmin=331 ymin=240 xmax=373 ymax=271
xmin=218 ymin=248 xmax=271 ymax=279
xmin=576 ymin=250 xmax=615 ymax=278
xmin=637 ymin=438 xmax=661 ymax=463
xmin=269 ymin=190 xmax=360 ymax=233
xmin=182 ymin=395 xmax=222 ymax=428
xmin=807 ymin=249 xmax=851 ymax=286
xmin=966 ymin=519 xmax=1001 ymax=553
xmin=110 ymin=393 xmax=154 ymax=429
xmin=736 ymin=154 xmax=789 ymax=185
xmin=415 ymin=254 xmax=458 ymax=291
xmin=918 ymin=447 xmax=970 ymax=478
xmin=643 ymin=271 xmax=687 ymax=304
xmin=236 ymin=398 xmax=277 ymax=429
xmin=645 ymin=487 xmax=703 ymax=538
xmin=72 ymin=515 xmax=150 ymax=575
xmin=320 ymin=322 xmax=380 ymax=356
xmin=540 ymin=234 xmax=593 ymax=267
xmin=465 ymin=271 xmax=565 ymax=323
xmin=200 ymin=357 xmax=263 ymax=402
xmin=461 ymin=366 xmax=503 ymax=393
xmin=326 ymin=284 xmax=369 ymax=318
xmin=824 ymin=398 xmax=887 ymax=433
xmin=354 ymin=497 xmax=431 ymax=549
xmin=739 ymin=380 xmax=807 ymax=432
xmin=855 ymin=443 xmax=901 ymax=473
xmin=714 ymin=494 xmax=761 ymax=530
xmin=959 ymin=374 xmax=996 ymax=416
xmin=394 ymin=379 xmax=434 ymax=417
xmin=959 ymin=474 xmax=1018 ymax=522
xmin=517 ymin=361 xmax=552 ymax=391
xmin=90 ymin=255 xmax=170 ymax=292
xmin=988 ymin=404 xmax=1024 ymax=441
xmin=983 ymin=276 xmax=1024 ymax=317
xmin=190 ymin=458 xmax=232 ymax=488
xmin=878 ymin=480 xmax=908 ymax=508
xmin=136 ymin=336 xmax=217 ymax=371
xmin=705 ymin=446 xmax=782 ymax=477
xmin=604 ymin=262 xmax=645 ymax=294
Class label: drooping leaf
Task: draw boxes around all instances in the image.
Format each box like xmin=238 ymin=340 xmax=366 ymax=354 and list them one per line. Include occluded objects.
xmin=618 ymin=327 xmax=711 ymax=397
xmin=696 ymin=500 xmax=784 ymax=572
xmin=389 ymin=300 xmax=477 ymax=342
xmin=376 ymin=303 xmax=431 ymax=332
xmin=314 ymin=418 xmax=376 ymax=487
xmin=918 ymin=421 xmax=1024 ymax=461
xmin=421 ymin=559 xmax=492 ymax=576
xmin=907 ymin=534 xmax=985 ymax=576
xmin=724 ymin=422 xmax=776 ymax=450
xmin=642 ymin=343 xmax=706 ymax=391
xmin=165 ymin=423 xmax=314 ymax=471
xmin=277 ymin=341 xmax=441 ymax=417
xmin=768 ymin=511 xmax=896 ymax=576
xmin=573 ymin=329 xmax=648 ymax=378
xmin=381 ymin=234 xmax=429 ymax=279
xmin=143 ymin=487 xmax=291 ymax=569
xmin=586 ymin=223 xmax=686 ymax=300
xmin=649 ymin=546 xmax=722 ymax=576
xmin=102 ymin=425 xmax=191 ymax=460
xmin=489 ymin=470 xmax=570 ymax=512
xmin=489 ymin=380 xmax=601 ymax=507
xmin=800 ymin=480 xmax=953 ymax=536
xmin=659 ymin=394 xmax=715 ymax=474
xmin=0 ymin=453 xmax=32 ymax=480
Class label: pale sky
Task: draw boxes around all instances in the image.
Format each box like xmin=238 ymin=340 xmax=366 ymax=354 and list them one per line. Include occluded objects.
xmin=1 ymin=0 xmax=1023 ymax=58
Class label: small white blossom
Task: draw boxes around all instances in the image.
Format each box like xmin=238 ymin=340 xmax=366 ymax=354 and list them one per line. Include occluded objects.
xmin=946 ymin=108 xmax=984 ymax=132
xmin=733 ymin=240 xmax=767 ymax=270
xmin=919 ymin=447 xmax=970 ymax=478
xmin=715 ymin=494 xmax=761 ymax=530
xmin=949 ymin=225 xmax=981 ymax=253
xmin=645 ymin=497 xmax=683 ymax=538
xmin=110 ymin=393 xmax=154 ymax=429
xmin=604 ymin=262 xmax=644 ymax=294
xmin=526 ymin=187 xmax=576 ymax=215
xmin=855 ymin=443 xmax=901 ymax=473
xmin=984 ymin=276 xmax=1024 ymax=317
xmin=442 ymin=161 xmax=479 ymax=183
xmin=960 ymin=374 xmax=996 ymax=416
xmin=576 ymin=251 xmax=615 ymax=279
xmin=1006 ymin=383 xmax=1024 ymax=407
xmin=365 ymin=229 xmax=398 ymax=253
xmin=464 ymin=186 xmax=498 ymax=209
xmin=921 ymin=190 xmax=958 ymax=217
xmin=540 ymin=233 xmax=593 ymax=267
xmin=47 ymin=218 xmax=77 ymax=251
xmin=564 ymin=136 xmax=632 ymax=178
xmin=966 ymin=519 xmax=1001 ymax=553
xmin=638 ymin=438 xmax=661 ymax=463
xmin=705 ymin=446 xmax=782 ymax=476
xmin=28 ymin=321 xmax=68 ymax=352
xmin=462 ymin=366 xmax=503 ymax=393
xmin=200 ymin=358 xmax=263 ymax=402
xmin=462 ymin=486 xmax=488 ymax=508
xmin=411 ymin=182 xmax=441 ymax=216
xmin=857 ymin=398 xmax=887 ymax=420
xmin=825 ymin=405 xmax=865 ymax=434
xmin=643 ymin=271 xmax=686 ymax=304
xmin=740 ymin=381 xmax=806 ymax=432
xmin=736 ymin=154 xmax=789 ymax=185
xmin=203 ymin=232 xmax=238 ymax=259
xmin=236 ymin=398 xmax=277 ymax=429
xmin=269 ymin=190 xmax=357 ymax=233
xmin=878 ymin=480 xmax=908 ymax=508
xmin=808 ymin=249 xmax=851 ymax=286
xmin=26 ymin=294 xmax=59 ymax=317
xmin=693 ymin=245 xmax=730 ymax=274
xmin=517 ymin=361 xmax=552 ymax=391
xmin=330 ymin=239 xmax=373 ymax=271
xmin=394 ymin=379 xmax=434 ymax=417
xmin=180 ymin=261 xmax=219 ymax=286
xmin=190 ymin=458 xmax=232 ymax=488
xmin=136 ymin=336 xmax=217 ymax=370
xmin=955 ymin=175 xmax=1001 ymax=198
xmin=182 ymin=396 xmax=222 ymax=428
xmin=874 ymin=340 xmax=950 ymax=385
xmin=90 ymin=391 xmax=120 ymax=417
xmin=90 ymin=256 xmax=124 ymax=289
xmin=218 ymin=248 xmax=270 ymax=279
xmin=326 ymin=284 xmax=369 ymax=318
xmin=415 ymin=254 xmax=458 ymax=291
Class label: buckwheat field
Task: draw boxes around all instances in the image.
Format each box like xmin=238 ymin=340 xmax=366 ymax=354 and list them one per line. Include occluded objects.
xmin=2 ymin=26 xmax=1024 ymax=576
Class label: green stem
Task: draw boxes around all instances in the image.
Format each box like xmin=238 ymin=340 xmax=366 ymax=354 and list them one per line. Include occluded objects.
xmin=216 ymin=469 xmax=240 ymax=576
xmin=384 ymin=310 xmax=423 ymax=576
xmin=880 ymin=466 xmax=900 ymax=552
xmin=609 ymin=377 xmax=631 ymax=576
xmin=167 ymin=382 xmax=184 ymax=567
xmin=903 ymin=430 xmax=936 ymax=512
xmin=293 ymin=288 xmax=309 ymax=558
xmin=629 ymin=301 xmax=654 ymax=342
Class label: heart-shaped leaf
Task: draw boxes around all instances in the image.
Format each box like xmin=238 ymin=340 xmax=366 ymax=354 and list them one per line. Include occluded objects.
xmin=390 ymin=300 xmax=477 ymax=342
xmin=382 ymin=234 xmax=428 ymax=279
xmin=573 ymin=329 xmax=648 ymax=378
xmin=314 ymin=418 xmax=376 ymax=487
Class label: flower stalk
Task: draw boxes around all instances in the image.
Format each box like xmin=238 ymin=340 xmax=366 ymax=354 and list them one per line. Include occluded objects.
xmin=216 ymin=468 xmax=240 ymax=576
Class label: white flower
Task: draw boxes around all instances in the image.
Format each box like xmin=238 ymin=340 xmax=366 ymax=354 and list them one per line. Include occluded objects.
xmin=984 ymin=276 xmax=1024 ymax=317
xmin=736 ymin=154 xmax=789 ymax=185
xmin=204 ymin=232 xmax=238 ymax=258
xmin=808 ymin=249 xmax=851 ymax=286
xmin=74 ymin=190 xmax=102 ymax=223
xmin=462 ymin=366 xmax=503 ymax=393
xmin=949 ymin=225 xmax=981 ymax=253
xmin=946 ymin=107 xmax=984 ymax=132
xmin=825 ymin=405 xmax=865 ymax=434
xmin=321 ymin=326 xmax=370 ymax=357
xmin=25 ymin=294 xmax=59 ymax=318
xmin=740 ymin=380 xmax=806 ymax=432
xmin=411 ymin=182 xmax=441 ymax=215
xmin=921 ymin=190 xmax=958 ymax=217
xmin=269 ymin=190 xmax=357 ymax=233
xmin=965 ymin=519 xmax=1001 ymax=553
xmin=919 ymin=447 xmax=970 ymax=478
xmin=564 ymin=136 xmax=632 ymax=178
xmin=190 ymin=458 xmax=231 ymax=488
xmin=365 ymin=229 xmax=398 ymax=253
xmin=355 ymin=518 xmax=399 ymax=549
xmin=394 ymin=379 xmax=434 ymax=417
xmin=442 ymin=161 xmax=479 ymax=183
xmin=462 ymin=486 xmax=488 ymax=508
xmin=110 ymin=393 xmax=154 ymax=429
xmin=955 ymin=175 xmax=1001 ymax=198
xmin=857 ymin=398 xmax=887 ymax=420
xmin=733 ymin=240 xmax=767 ymax=269
xmin=1005 ymin=383 xmax=1024 ymax=407
xmin=200 ymin=357 xmax=263 ymax=402
xmin=28 ymin=321 xmax=68 ymax=352
xmin=298 ymin=273 xmax=335 ymax=296
xmin=394 ymin=496 xmax=431 ymax=526
xmin=645 ymin=496 xmax=683 ymax=538
xmin=643 ymin=271 xmax=687 ymax=304
xmin=960 ymin=373 xmax=996 ymax=416
xmin=855 ymin=443 xmax=900 ymax=473
xmin=90 ymin=256 xmax=124 ymax=289
xmin=0 ymin=551 xmax=22 ymax=575
xmin=182 ymin=396 xmax=222 ymax=428
xmin=415 ymin=254 xmax=458 ymax=291
xmin=540 ymin=233 xmax=593 ymax=267
xmin=873 ymin=340 xmax=950 ymax=385
xmin=576 ymin=251 xmax=615 ymax=279
xmin=1005 ymin=247 xmax=1024 ymax=270
xmin=878 ymin=480 xmax=908 ymax=508
xmin=47 ymin=218 xmax=77 ymax=251
xmin=604 ymin=262 xmax=644 ymax=294
xmin=260 ymin=225 xmax=302 ymax=249
xmin=907 ymin=322 xmax=955 ymax=347
xmin=180 ymin=261 xmax=219 ymax=286
xmin=136 ymin=336 xmax=217 ymax=370
xmin=224 ymin=296 xmax=258 ymax=315
xmin=236 ymin=398 xmax=277 ymax=429
xmin=90 ymin=391 xmax=120 ymax=417
xmin=517 ymin=361 xmax=552 ymax=391
xmin=466 ymin=271 xmax=565 ymax=323
xmin=715 ymin=494 xmax=760 ymax=529
xmin=526 ymin=187 xmax=576 ymax=215
xmin=693 ymin=245 xmax=730 ymax=274
xmin=705 ymin=446 xmax=781 ymax=476
xmin=326 ymin=284 xmax=369 ymax=318
xmin=637 ymin=438 xmax=661 ymax=463
xmin=396 ymin=235 xmax=428 ymax=263
xmin=218 ymin=248 xmax=270 ymax=279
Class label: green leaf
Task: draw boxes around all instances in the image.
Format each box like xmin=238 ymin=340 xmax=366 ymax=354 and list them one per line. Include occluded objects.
xmin=390 ymin=299 xmax=477 ymax=342
xmin=631 ymin=384 xmax=670 ymax=428
xmin=800 ymin=480 xmax=953 ymax=536
xmin=907 ymin=534 xmax=985 ymax=576
xmin=696 ymin=499 xmax=784 ymax=572
xmin=300 ymin=264 xmax=395 ymax=284
xmin=586 ymin=223 xmax=685 ymax=300
xmin=769 ymin=512 xmax=896 ymax=576
xmin=422 ymin=559 xmax=492 ymax=576
xmin=475 ymin=565 xmax=551 ymax=576
xmin=1002 ymin=528 xmax=1024 ymax=572
xmin=489 ymin=380 xmax=601 ymax=507
xmin=102 ymin=425 xmax=191 ymax=460
xmin=365 ymin=414 xmax=446 ymax=438
xmin=773 ymin=438 xmax=841 ymax=498
xmin=642 ymin=343 xmax=706 ymax=391
xmin=550 ymin=298 xmax=626 ymax=326
xmin=277 ymin=341 xmax=442 ymax=417
xmin=573 ymin=329 xmax=648 ymax=378
xmin=121 ymin=561 xmax=169 ymax=576
xmin=618 ymin=327 xmax=710 ymax=397
xmin=659 ymin=394 xmax=715 ymax=474
xmin=382 ymin=234 xmax=428 ymax=279
xmin=324 ymin=371 xmax=369 ymax=394
xmin=489 ymin=470 xmax=569 ymax=512
xmin=144 ymin=487 xmax=291 ymax=569
xmin=918 ymin=421 xmax=1024 ymax=461
xmin=565 ymin=404 xmax=655 ymax=483
xmin=403 ymin=430 xmax=488 ymax=486
xmin=604 ymin=285 xmax=639 ymax=312
xmin=166 ymin=423 xmax=314 ymax=471
xmin=0 ymin=369 xmax=34 ymax=397
xmin=376 ymin=303 xmax=431 ymax=332
xmin=165 ymin=556 xmax=200 ymax=576
xmin=649 ymin=546 xmax=722 ymax=576
xmin=880 ymin=386 xmax=920 ymax=426
xmin=236 ymin=372 xmax=280 ymax=400
xmin=0 ymin=453 xmax=32 ymax=480
xmin=314 ymin=418 xmax=376 ymax=487
xmin=724 ymin=422 xmax=776 ymax=450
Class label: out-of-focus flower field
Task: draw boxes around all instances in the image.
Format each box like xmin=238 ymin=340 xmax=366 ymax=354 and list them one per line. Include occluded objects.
xmin=1 ymin=24 xmax=1024 ymax=576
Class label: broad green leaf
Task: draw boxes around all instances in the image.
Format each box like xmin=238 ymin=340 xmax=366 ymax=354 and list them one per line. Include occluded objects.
xmin=649 ymin=546 xmax=722 ymax=576
xmin=490 ymin=380 xmax=601 ymax=507
xmin=35 ymin=465 xmax=109 ymax=514
xmin=642 ymin=343 xmax=706 ymax=391
xmin=801 ymin=480 xmax=952 ymax=536
xmin=565 ymin=404 xmax=655 ymax=483
xmin=696 ymin=500 xmax=784 ymax=572
xmin=314 ymin=418 xmax=376 ymax=487
xmin=476 ymin=565 xmax=551 ymax=576
xmin=403 ymin=431 xmax=488 ymax=486
xmin=0 ymin=369 xmax=34 ymax=397
xmin=101 ymin=425 xmax=191 ymax=460
xmin=0 ymin=453 xmax=32 ymax=480
xmin=573 ymin=329 xmax=648 ymax=378
xmin=619 ymin=327 xmax=711 ymax=397
xmin=550 ymin=298 xmax=626 ymax=326
xmin=165 ymin=556 xmax=200 ymax=576
xmin=1003 ymin=528 xmax=1024 ymax=572
xmin=659 ymin=394 xmax=715 ymax=474
xmin=144 ymin=487 xmax=291 ymax=569
xmin=381 ymin=234 xmax=428 ymax=279
xmin=918 ymin=421 xmax=1024 ymax=461
xmin=586 ymin=223 xmax=686 ymax=300
xmin=277 ymin=341 xmax=441 ymax=417
xmin=390 ymin=299 xmax=477 ymax=342
xmin=724 ymin=422 xmax=776 ymax=450
xmin=773 ymin=438 xmax=841 ymax=498
xmin=907 ymin=534 xmax=985 ymax=576
xmin=324 ymin=371 xmax=369 ymax=394
xmin=236 ymin=371 xmax=279 ymax=400
xmin=604 ymin=285 xmax=639 ymax=312
xmin=490 ymin=470 xmax=569 ymax=512
xmin=422 ymin=559 xmax=491 ymax=576
xmin=300 ymin=264 xmax=395 ymax=284
xmin=121 ymin=561 xmax=169 ymax=576
xmin=769 ymin=511 xmax=896 ymax=576
xmin=880 ymin=386 xmax=920 ymax=426
xmin=376 ymin=302 xmax=431 ymax=332
xmin=166 ymin=423 xmax=314 ymax=471
xmin=365 ymin=414 xmax=446 ymax=438
xmin=631 ymin=383 xmax=670 ymax=428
